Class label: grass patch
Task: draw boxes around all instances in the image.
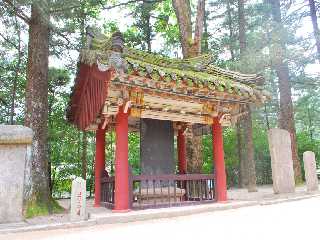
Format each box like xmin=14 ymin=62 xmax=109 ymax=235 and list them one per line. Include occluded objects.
xmin=25 ymin=198 xmax=65 ymax=219
xmin=51 ymin=198 xmax=65 ymax=214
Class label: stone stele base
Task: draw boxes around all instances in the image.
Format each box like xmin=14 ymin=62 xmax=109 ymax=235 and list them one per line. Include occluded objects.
xmin=303 ymin=151 xmax=319 ymax=192
xmin=0 ymin=125 xmax=33 ymax=223
xmin=268 ymin=128 xmax=295 ymax=194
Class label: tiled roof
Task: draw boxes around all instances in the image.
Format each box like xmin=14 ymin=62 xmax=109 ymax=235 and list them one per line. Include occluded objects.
xmin=79 ymin=32 xmax=270 ymax=105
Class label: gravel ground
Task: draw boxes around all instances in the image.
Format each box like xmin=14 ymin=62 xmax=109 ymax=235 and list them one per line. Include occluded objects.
xmin=2 ymin=195 xmax=320 ymax=240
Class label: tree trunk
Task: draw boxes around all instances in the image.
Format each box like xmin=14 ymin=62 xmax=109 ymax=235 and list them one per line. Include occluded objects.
xmin=307 ymin=107 xmax=313 ymax=141
xmin=172 ymin=0 xmax=193 ymax=58
xmin=264 ymin=104 xmax=270 ymax=130
xmin=308 ymin=0 xmax=320 ymax=60
xmin=244 ymin=106 xmax=257 ymax=191
xmin=10 ymin=15 xmax=22 ymax=125
xmin=186 ymin=131 xmax=203 ymax=173
xmin=269 ymin=0 xmax=302 ymax=183
xmin=237 ymin=0 xmax=247 ymax=188
xmin=203 ymin=9 xmax=209 ymax=53
xmin=238 ymin=0 xmax=246 ymax=53
xmin=193 ymin=0 xmax=205 ymax=56
xmin=25 ymin=1 xmax=50 ymax=208
xmin=237 ymin=0 xmax=257 ymax=191
xmin=81 ymin=132 xmax=88 ymax=179
xmin=79 ymin=1 xmax=88 ymax=181
xmin=48 ymin=89 xmax=55 ymax=197
xmin=237 ymin=121 xmax=247 ymax=187
xmin=226 ymin=0 xmax=235 ymax=60
xmin=143 ymin=0 xmax=152 ymax=52
xmin=172 ymin=0 xmax=205 ymax=57
xmin=226 ymin=0 xmax=247 ymax=188
xmin=227 ymin=0 xmax=247 ymax=188
xmin=172 ymin=0 xmax=205 ymax=174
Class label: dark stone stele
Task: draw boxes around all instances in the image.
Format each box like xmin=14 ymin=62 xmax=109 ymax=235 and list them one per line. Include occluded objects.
xmin=140 ymin=119 xmax=175 ymax=187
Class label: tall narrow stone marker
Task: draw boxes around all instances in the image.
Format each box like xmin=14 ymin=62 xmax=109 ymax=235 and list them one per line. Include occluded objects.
xmin=303 ymin=151 xmax=318 ymax=192
xmin=70 ymin=177 xmax=88 ymax=221
xmin=268 ymin=128 xmax=295 ymax=194
xmin=0 ymin=125 xmax=33 ymax=223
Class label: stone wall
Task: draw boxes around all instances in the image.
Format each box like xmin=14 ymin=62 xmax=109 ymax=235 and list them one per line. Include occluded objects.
xmin=0 ymin=125 xmax=33 ymax=223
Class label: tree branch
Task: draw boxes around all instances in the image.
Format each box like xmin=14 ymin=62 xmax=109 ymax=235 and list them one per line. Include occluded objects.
xmin=194 ymin=0 xmax=205 ymax=50
xmin=0 ymin=32 xmax=19 ymax=50
xmin=0 ymin=97 xmax=8 ymax=106
xmin=50 ymin=0 xmax=162 ymax=13
xmin=3 ymin=0 xmax=30 ymax=24
xmin=172 ymin=0 xmax=193 ymax=58
xmin=101 ymin=0 xmax=161 ymax=10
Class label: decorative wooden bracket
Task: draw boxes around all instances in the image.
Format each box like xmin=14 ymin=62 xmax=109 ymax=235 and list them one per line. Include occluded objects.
xmin=219 ymin=113 xmax=232 ymax=126
xmin=124 ymin=101 xmax=132 ymax=113
xmin=101 ymin=116 xmax=109 ymax=129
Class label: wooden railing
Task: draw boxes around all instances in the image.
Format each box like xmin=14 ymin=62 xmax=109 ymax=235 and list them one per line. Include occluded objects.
xmin=101 ymin=173 xmax=215 ymax=209
xmin=101 ymin=176 xmax=115 ymax=209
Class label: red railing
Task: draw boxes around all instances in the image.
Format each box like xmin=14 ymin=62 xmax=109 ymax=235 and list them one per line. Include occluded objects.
xmin=101 ymin=173 xmax=215 ymax=209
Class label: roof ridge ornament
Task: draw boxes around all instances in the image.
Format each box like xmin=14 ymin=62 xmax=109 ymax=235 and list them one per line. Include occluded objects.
xmin=111 ymin=32 xmax=124 ymax=53
xmin=85 ymin=26 xmax=95 ymax=49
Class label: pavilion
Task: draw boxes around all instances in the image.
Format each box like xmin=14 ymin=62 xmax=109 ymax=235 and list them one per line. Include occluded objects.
xmin=67 ymin=31 xmax=270 ymax=212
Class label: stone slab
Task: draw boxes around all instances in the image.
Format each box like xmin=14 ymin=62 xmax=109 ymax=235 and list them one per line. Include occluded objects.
xmin=70 ymin=177 xmax=87 ymax=221
xmin=268 ymin=128 xmax=295 ymax=194
xmin=0 ymin=125 xmax=33 ymax=223
xmin=0 ymin=125 xmax=33 ymax=144
xmin=140 ymin=119 xmax=175 ymax=175
xmin=303 ymin=151 xmax=318 ymax=192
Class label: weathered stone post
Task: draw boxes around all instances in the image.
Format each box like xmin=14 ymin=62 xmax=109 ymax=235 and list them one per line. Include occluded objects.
xmin=0 ymin=125 xmax=33 ymax=223
xmin=268 ymin=128 xmax=295 ymax=194
xmin=303 ymin=151 xmax=319 ymax=192
xmin=70 ymin=177 xmax=88 ymax=221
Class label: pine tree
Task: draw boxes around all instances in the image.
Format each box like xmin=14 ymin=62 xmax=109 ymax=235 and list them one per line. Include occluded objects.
xmin=172 ymin=0 xmax=205 ymax=173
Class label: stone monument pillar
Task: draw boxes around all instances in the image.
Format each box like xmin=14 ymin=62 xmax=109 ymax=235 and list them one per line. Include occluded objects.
xmin=70 ymin=177 xmax=88 ymax=221
xmin=303 ymin=151 xmax=318 ymax=192
xmin=0 ymin=125 xmax=33 ymax=223
xmin=268 ymin=128 xmax=295 ymax=194
xmin=140 ymin=119 xmax=175 ymax=188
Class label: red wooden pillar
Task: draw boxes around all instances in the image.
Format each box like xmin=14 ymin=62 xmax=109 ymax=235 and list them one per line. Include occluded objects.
xmin=212 ymin=117 xmax=227 ymax=202
xmin=94 ymin=127 xmax=106 ymax=207
xmin=177 ymin=128 xmax=187 ymax=174
xmin=113 ymin=106 xmax=130 ymax=212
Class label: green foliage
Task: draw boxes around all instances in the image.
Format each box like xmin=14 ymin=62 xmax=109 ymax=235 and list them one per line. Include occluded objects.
xmin=154 ymin=0 xmax=180 ymax=51
xmin=252 ymin=122 xmax=272 ymax=185
xmin=297 ymin=132 xmax=320 ymax=180
xmin=128 ymin=133 xmax=140 ymax=175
